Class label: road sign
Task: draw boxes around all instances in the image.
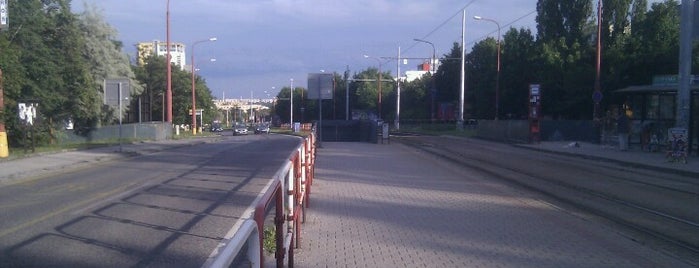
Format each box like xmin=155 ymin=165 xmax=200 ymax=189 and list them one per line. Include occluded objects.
xmin=307 ymin=73 xmax=334 ymax=100
xmin=104 ymin=78 xmax=130 ymax=107
xmin=530 ymin=84 xmax=540 ymax=96
xmin=592 ymin=90 xmax=603 ymax=103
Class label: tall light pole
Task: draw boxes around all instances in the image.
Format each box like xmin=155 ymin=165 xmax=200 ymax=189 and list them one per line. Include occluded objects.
xmin=166 ymin=0 xmax=172 ymax=123
xmin=364 ymin=55 xmax=383 ymax=119
xmin=249 ymin=90 xmax=254 ymax=124
xmin=474 ymin=15 xmax=501 ymax=120
xmin=413 ymin=38 xmax=437 ymax=121
xmin=290 ymin=78 xmax=294 ymax=127
xmin=458 ymin=9 xmax=466 ymax=129
xmin=395 ymin=46 xmax=402 ymax=130
xmin=190 ymin=37 xmax=217 ymax=134
xmin=677 ymin=0 xmax=693 ymax=131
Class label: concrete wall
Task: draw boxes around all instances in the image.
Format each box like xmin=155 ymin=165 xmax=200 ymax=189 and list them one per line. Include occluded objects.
xmin=58 ymin=122 xmax=173 ymax=143
xmin=475 ymin=120 xmax=597 ymax=143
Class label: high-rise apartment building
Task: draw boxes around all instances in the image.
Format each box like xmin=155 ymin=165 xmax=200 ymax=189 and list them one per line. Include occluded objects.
xmin=136 ymin=40 xmax=186 ymax=70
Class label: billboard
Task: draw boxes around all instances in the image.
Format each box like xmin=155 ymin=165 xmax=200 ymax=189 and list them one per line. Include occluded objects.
xmin=307 ymin=73 xmax=334 ymax=100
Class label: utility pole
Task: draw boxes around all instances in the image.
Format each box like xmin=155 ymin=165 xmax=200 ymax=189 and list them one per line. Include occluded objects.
xmin=290 ymin=78 xmax=294 ymax=126
xmin=677 ymin=0 xmax=693 ymax=130
xmin=458 ymin=8 xmax=466 ymax=129
xmin=165 ymin=0 xmax=172 ymax=123
xmin=395 ymin=46 xmax=401 ymax=130
xmin=345 ymin=66 xmax=350 ymax=121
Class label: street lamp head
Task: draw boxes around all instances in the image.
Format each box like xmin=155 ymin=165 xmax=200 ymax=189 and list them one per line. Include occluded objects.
xmin=210 ymin=58 xmax=217 ymax=62
xmin=209 ymin=37 xmax=218 ymax=41
xmin=413 ymin=38 xmax=434 ymax=47
xmin=363 ymin=54 xmax=370 ymax=58
xmin=473 ymin=16 xmax=483 ymax=20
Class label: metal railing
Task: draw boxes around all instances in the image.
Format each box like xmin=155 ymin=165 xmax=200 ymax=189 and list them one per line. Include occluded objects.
xmin=205 ymin=131 xmax=316 ymax=268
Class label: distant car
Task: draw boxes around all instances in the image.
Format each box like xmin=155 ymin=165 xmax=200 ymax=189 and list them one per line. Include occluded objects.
xmin=234 ymin=124 xmax=249 ymax=135
xmin=210 ymin=122 xmax=223 ymax=132
xmin=255 ymin=123 xmax=270 ymax=134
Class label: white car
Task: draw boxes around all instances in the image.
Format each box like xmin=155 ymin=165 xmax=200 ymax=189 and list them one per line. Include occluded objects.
xmin=234 ymin=125 xmax=248 ymax=135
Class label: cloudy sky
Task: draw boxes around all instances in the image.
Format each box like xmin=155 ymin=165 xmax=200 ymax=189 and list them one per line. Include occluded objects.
xmin=70 ymin=1 xmax=585 ymax=99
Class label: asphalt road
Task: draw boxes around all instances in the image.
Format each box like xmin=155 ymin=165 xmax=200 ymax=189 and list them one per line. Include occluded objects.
xmin=0 ymin=134 xmax=300 ymax=267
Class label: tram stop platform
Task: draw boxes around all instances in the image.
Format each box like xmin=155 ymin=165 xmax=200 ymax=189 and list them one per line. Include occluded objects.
xmin=294 ymin=141 xmax=694 ymax=267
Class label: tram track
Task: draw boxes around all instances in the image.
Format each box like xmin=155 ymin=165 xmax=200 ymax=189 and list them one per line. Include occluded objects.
xmin=395 ymin=135 xmax=699 ymax=265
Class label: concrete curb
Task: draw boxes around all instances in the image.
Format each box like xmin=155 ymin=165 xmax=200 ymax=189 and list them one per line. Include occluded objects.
xmin=512 ymin=143 xmax=699 ymax=178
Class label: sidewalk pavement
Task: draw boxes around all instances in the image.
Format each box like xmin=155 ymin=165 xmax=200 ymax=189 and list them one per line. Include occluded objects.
xmin=0 ymin=137 xmax=220 ymax=185
xmin=515 ymin=141 xmax=698 ymax=177
xmin=294 ymin=141 xmax=693 ymax=267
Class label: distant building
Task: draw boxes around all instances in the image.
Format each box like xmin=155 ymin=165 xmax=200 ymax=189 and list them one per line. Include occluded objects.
xmin=136 ymin=40 xmax=186 ymax=70
xmin=404 ymin=60 xmax=439 ymax=82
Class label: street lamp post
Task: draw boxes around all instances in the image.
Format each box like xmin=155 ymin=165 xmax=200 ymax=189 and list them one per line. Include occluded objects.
xmin=249 ymin=90 xmax=254 ymax=124
xmin=458 ymin=9 xmax=466 ymax=129
xmin=474 ymin=15 xmax=501 ymax=120
xmin=396 ymin=46 xmax=401 ymax=130
xmin=190 ymin=37 xmax=217 ymax=135
xmin=290 ymin=78 xmax=294 ymax=127
xmin=166 ymin=0 xmax=172 ymax=123
xmin=363 ymin=55 xmax=383 ymax=119
xmin=413 ymin=38 xmax=437 ymax=121
xmin=266 ymin=87 xmax=274 ymax=123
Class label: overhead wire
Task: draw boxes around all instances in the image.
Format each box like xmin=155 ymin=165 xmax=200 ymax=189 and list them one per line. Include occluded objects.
xmin=402 ymin=2 xmax=537 ymax=59
xmin=401 ymin=0 xmax=478 ymax=57
xmin=373 ymin=2 xmax=536 ymax=66
xmin=467 ymin=9 xmax=537 ymax=47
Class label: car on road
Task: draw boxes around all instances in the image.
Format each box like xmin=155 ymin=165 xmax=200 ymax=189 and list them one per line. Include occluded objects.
xmin=255 ymin=123 xmax=270 ymax=134
xmin=210 ymin=121 xmax=223 ymax=132
xmin=234 ymin=124 xmax=249 ymax=135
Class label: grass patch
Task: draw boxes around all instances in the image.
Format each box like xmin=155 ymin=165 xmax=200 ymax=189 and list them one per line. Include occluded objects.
xmin=263 ymin=226 xmax=276 ymax=254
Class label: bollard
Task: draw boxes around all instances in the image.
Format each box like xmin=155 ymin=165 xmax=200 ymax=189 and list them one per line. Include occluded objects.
xmin=0 ymin=131 xmax=8 ymax=158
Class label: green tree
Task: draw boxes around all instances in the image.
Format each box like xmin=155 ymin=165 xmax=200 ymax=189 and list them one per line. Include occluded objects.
xmin=351 ymin=68 xmax=394 ymax=119
xmin=625 ymin=0 xmax=680 ymax=85
xmin=274 ymin=85 xmax=306 ymax=124
xmin=133 ymin=55 xmax=215 ymax=126
xmin=77 ymin=3 xmax=144 ymax=124
xmin=467 ymin=38 xmax=498 ymax=119
xmin=400 ymin=76 xmax=431 ymax=120
xmin=133 ymin=56 xmax=167 ymax=122
xmin=535 ymin=0 xmax=594 ymax=119
xmin=500 ymin=28 xmax=537 ymax=119
xmin=537 ymin=0 xmax=593 ymax=47
xmin=1 ymin=0 xmax=100 ymax=143
xmin=434 ymin=43 xmax=463 ymax=117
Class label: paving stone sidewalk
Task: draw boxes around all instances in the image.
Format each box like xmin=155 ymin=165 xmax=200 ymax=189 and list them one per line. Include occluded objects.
xmin=294 ymin=142 xmax=691 ymax=268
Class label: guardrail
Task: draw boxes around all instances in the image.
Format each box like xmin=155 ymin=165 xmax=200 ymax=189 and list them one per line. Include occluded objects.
xmin=206 ymin=131 xmax=316 ymax=268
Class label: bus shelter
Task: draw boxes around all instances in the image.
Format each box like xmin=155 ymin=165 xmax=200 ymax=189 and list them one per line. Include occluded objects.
xmin=615 ymin=80 xmax=698 ymax=156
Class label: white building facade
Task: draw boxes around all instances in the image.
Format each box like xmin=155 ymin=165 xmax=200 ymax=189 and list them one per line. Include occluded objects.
xmin=136 ymin=41 xmax=187 ymax=70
